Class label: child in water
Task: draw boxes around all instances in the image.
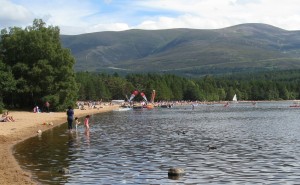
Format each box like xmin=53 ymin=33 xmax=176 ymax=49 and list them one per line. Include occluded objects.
xmin=75 ymin=117 xmax=80 ymax=130
xmin=84 ymin=115 xmax=90 ymax=130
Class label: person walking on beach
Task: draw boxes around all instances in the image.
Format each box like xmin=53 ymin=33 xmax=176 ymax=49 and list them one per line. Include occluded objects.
xmin=66 ymin=106 xmax=74 ymax=131
xmin=84 ymin=115 xmax=90 ymax=130
xmin=45 ymin=101 xmax=50 ymax=113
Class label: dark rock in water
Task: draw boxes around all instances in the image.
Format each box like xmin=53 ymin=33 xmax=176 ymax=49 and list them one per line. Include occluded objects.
xmin=168 ymin=175 xmax=181 ymax=180
xmin=168 ymin=167 xmax=185 ymax=177
xmin=58 ymin=167 xmax=70 ymax=174
xmin=207 ymin=145 xmax=217 ymax=150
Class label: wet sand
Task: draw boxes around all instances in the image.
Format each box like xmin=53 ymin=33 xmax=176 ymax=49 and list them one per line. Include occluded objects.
xmin=0 ymin=105 xmax=118 ymax=185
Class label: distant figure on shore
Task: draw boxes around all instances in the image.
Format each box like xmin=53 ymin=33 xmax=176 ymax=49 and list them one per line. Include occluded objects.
xmin=45 ymin=101 xmax=50 ymax=113
xmin=33 ymin=106 xmax=40 ymax=113
xmin=84 ymin=115 xmax=90 ymax=130
xmin=75 ymin=117 xmax=80 ymax=130
xmin=66 ymin=106 xmax=74 ymax=131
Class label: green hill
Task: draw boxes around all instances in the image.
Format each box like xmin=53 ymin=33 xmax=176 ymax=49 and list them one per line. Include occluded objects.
xmin=60 ymin=23 xmax=300 ymax=77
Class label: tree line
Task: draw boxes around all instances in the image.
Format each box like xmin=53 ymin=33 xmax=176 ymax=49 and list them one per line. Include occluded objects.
xmin=75 ymin=70 xmax=300 ymax=103
xmin=1 ymin=19 xmax=300 ymax=112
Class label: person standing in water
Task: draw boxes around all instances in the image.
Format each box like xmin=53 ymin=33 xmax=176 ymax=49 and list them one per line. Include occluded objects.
xmin=75 ymin=117 xmax=81 ymax=130
xmin=84 ymin=115 xmax=90 ymax=130
xmin=66 ymin=106 xmax=74 ymax=131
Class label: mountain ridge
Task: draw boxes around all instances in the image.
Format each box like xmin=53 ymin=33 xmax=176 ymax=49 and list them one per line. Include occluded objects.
xmin=60 ymin=23 xmax=300 ymax=76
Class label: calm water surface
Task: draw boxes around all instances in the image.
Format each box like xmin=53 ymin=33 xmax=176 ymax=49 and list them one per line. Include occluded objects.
xmin=14 ymin=102 xmax=300 ymax=184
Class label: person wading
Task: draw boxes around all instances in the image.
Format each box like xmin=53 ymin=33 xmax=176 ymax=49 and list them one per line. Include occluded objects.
xmin=66 ymin=106 xmax=74 ymax=131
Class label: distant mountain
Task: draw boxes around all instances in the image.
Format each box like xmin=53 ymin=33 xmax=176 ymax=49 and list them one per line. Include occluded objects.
xmin=60 ymin=23 xmax=300 ymax=76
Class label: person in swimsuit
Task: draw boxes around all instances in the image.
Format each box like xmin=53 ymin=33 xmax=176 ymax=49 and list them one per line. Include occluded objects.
xmin=84 ymin=115 xmax=90 ymax=130
xmin=75 ymin=117 xmax=80 ymax=130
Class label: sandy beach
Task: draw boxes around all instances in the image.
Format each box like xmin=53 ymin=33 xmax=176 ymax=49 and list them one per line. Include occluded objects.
xmin=0 ymin=105 xmax=118 ymax=185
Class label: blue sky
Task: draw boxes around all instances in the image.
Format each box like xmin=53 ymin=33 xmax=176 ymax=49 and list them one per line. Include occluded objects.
xmin=1 ymin=0 xmax=300 ymax=35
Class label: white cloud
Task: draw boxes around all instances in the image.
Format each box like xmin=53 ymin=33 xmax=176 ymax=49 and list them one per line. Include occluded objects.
xmin=1 ymin=0 xmax=300 ymax=34
xmin=132 ymin=0 xmax=300 ymax=31
xmin=86 ymin=23 xmax=130 ymax=33
xmin=0 ymin=0 xmax=33 ymax=27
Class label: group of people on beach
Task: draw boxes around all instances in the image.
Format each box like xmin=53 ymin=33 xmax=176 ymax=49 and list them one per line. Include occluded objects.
xmin=33 ymin=101 xmax=51 ymax=113
xmin=66 ymin=106 xmax=90 ymax=132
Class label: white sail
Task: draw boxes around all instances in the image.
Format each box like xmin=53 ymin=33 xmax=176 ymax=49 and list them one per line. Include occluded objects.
xmin=232 ymin=94 xmax=237 ymax=102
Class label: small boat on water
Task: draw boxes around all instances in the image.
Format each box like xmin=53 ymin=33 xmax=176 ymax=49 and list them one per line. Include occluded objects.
xmin=113 ymin=105 xmax=132 ymax=111
xmin=114 ymin=108 xmax=132 ymax=111
xmin=232 ymin=94 xmax=238 ymax=103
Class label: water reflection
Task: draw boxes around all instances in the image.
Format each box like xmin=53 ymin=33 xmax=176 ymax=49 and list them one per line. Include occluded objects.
xmin=84 ymin=129 xmax=90 ymax=147
xmin=14 ymin=102 xmax=300 ymax=184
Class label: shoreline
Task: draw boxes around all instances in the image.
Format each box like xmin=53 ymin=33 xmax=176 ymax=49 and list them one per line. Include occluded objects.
xmin=0 ymin=105 xmax=119 ymax=185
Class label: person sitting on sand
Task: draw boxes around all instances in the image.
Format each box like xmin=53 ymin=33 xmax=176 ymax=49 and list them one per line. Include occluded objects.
xmin=33 ymin=106 xmax=41 ymax=113
xmin=0 ymin=116 xmax=10 ymax=122
xmin=2 ymin=111 xmax=15 ymax=122
xmin=80 ymin=104 xmax=86 ymax=110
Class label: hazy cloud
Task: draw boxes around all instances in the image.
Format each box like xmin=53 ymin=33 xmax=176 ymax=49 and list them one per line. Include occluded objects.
xmin=0 ymin=0 xmax=34 ymax=27
xmin=1 ymin=0 xmax=300 ymax=34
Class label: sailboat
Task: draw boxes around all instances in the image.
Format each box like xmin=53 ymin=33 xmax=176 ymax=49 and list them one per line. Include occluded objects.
xmin=232 ymin=94 xmax=238 ymax=103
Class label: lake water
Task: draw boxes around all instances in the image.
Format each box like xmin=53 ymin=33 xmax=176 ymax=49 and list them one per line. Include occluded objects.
xmin=14 ymin=101 xmax=300 ymax=184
